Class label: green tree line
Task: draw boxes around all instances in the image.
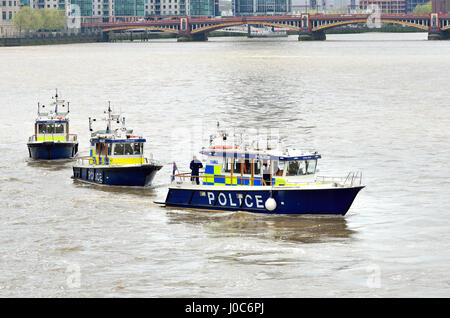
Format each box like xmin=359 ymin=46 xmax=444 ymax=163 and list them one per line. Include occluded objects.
xmin=413 ymin=1 xmax=432 ymax=14
xmin=412 ymin=0 xmax=450 ymax=13
xmin=13 ymin=6 xmax=66 ymax=33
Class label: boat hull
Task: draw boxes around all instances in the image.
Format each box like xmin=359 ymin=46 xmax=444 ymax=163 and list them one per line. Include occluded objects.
xmin=27 ymin=141 xmax=78 ymax=160
xmin=164 ymin=186 xmax=364 ymax=215
xmin=72 ymin=164 xmax=162 ymax=187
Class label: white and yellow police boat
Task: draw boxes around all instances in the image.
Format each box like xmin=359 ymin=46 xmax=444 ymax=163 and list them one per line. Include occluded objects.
xmin=27 ymin=90 xmax=78 ymax=160
xmin=72 ymin=104 xmax=162 ymax=187
xmin=161 ymin=127 xmax=364 ymax=215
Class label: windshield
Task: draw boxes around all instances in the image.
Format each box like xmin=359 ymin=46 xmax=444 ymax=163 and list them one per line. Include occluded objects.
xmin=113 ymin=142 xmax=143 ymax=156
xmin=286 ymin=160 xmax=317 ymax=176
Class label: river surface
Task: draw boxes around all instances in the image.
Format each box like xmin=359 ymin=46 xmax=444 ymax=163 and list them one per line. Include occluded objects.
xmin=0 ymin=33 xmax=449 ymax=297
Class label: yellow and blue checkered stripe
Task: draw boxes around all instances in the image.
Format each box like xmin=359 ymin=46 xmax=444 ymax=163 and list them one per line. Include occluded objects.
xmin=203 ymin=165 xmax=263 ymax=186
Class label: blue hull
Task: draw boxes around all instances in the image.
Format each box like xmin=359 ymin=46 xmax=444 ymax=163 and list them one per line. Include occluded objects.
xmin=27 ymin=142 xmax=78 ymax=160
xmin=164 ymin=186 xmax=364 ymax=215
xmin=72 ymin=164 xmax=162 ymax=187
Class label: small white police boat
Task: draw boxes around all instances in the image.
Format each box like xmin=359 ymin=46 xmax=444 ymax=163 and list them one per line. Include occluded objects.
xmin=27 ymin=90 xmax=78 ymax=160
xmin=72 ymin=104 xmax=162 ymax=187
xmin=160 ymin=128 xmax=364 ymax=215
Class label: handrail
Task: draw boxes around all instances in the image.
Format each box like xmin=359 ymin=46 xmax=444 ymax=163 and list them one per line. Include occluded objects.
xmin=172 ymin=172 xmax=267 ymax=186
xmin=317 ymin=171 xmax=363 ymax=187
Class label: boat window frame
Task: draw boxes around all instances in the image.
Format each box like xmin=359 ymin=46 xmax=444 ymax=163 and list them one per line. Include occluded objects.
xmin=273 ymin=160 xmax=285 ymax=177
xmin=132 ymin=142 xmax=143 ymax=155
xmin=223 ymin=157 xmax=232 ymax=173
xmin=306 ymin=159 xmax=317 ymax=175
xmin=284 ymin=159 xmax=318 ymax=176
xmin=124 ymin=143 xmax=134 ymax=156
xmin=54 ymin=123 xmax=65 ymax=134
xmin=113 ymin=143 xmax=125 ymax=156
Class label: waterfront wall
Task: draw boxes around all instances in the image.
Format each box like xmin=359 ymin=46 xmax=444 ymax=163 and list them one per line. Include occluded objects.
xmin=0 ymin=31 xmax=103 ymax=47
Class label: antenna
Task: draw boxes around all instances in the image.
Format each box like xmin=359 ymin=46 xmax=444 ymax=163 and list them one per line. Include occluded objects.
xmin=122 ymin=116 xmax=126 ymax=132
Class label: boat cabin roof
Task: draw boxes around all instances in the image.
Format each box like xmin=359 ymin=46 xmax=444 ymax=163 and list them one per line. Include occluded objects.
xmin=36 ymin=119 xmax=68 ymax=124
xmin=91 ymin=137 xmax=146 ymax=144
xmin=200 ymin=149 xmax=321 ymax=161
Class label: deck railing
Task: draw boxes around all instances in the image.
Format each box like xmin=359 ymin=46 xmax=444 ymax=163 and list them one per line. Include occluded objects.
xmin=316 ymin=171 xmax=363 ymax=187
xmin=172 ymin=172 xmax=267 ymax=186
xmin=172 ymin=171 xmax=363 ymax=187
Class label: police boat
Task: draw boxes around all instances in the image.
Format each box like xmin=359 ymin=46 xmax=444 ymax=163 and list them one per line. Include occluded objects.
xmin=27 ymin=90 xmax=78 ymax=160
xmin=160 ymin=128 xmax=364 ymax=215
xmin=72 ymin=104 xmax=162 ymax=187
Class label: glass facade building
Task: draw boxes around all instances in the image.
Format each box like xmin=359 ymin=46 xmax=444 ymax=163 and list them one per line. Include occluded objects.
xmin=189 ymin=0 xmax=215 ymax=15
xmin=70 ymin=0 xmax=93 ymax=16
xmin=234 ymin=0 xmax=291 ymax=16
xmin=406 ymin=0 xmax=429 ymax=12
xmin=115 ymin=0 xmax=145 ymax=16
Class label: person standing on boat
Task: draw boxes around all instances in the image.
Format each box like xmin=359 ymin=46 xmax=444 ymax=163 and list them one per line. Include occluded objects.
xmin=263 ymin=161 xmax=271 ymax=185
xmin=190 ymin=156 xmax=203 ymax=185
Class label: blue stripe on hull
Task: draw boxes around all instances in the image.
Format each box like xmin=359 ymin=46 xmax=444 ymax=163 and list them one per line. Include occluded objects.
xmin=27 ymin=142 xmax=78 ymax=160
xmin=72 ymin=164 xmax=162 ymax=187
xmin=164 ymin=187 xmax=364 ymax=215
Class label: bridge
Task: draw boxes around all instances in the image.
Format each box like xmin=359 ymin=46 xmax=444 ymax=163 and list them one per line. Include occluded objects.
xmin=81 ymin=13 xmax=450 ymax=42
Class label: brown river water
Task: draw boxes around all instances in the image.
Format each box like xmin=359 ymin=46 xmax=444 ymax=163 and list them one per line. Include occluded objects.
xmin=0 ymin=33 xmax=449 ymax=297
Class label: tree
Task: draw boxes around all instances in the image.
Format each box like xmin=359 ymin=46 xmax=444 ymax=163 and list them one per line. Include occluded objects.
xmin=413 ymin=1 xmax=432 ymax=14
xmin=13 ymin=6 xmax=34 ymax=34
xmin=13 ymin=6 xmax=66 ymax=34
xmin=13 ymin=6 xmax=44 ymax=33
xmin=39 ymin=8 xmax=66 ymax=31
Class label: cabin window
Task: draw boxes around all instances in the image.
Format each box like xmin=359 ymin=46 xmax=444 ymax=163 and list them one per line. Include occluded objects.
xmin=306 ymin=159 xmax=317 ymax=174
xmin=223 ymin=157 xmax=232 ymax=173
xmin=243 ymin=159 xmax=251 ymax=175
xmin=114 ymin=143 xmax=124 ymax=155
xmin=133 ymin=143 xmax=142 ymax=155
xmin=54 ymin=123 xmax=65 ymax=134
xmin=38 ymin=124 xmax=46 ymax=134
xmin=124 ymin=143 xmax=134 ymax=155
xmin=38 ymin=124 xmax=56 ymax=134
xmin=254 ymin=160 xmax=261 ymax=175
xmin=107 ymin=144 xmax=112 ymax=156
xmin=285 ymin=160 xmax=317 ymax=176
xmin=233 ymin=159 xmax=242 ymax=174
xmin=286 ymin=160 xmax=305 ymax=176
xmin=274 ymin=161 xmax=285 ymax=176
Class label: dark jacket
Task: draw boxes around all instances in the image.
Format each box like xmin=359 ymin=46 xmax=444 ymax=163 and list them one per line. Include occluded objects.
xmin=190 ymin=160 xmax=203 ymax=176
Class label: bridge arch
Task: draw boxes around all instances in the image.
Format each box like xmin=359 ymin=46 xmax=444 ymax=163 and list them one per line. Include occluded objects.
xmin=191 ymin=21 xmax=300 ymax=34
xmin=102 ymin=26 xmax=179 ymax=34
xmin=312 ymin=19 xmax=429 ymax=32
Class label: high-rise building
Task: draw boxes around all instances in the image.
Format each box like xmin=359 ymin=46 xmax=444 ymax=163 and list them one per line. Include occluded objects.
xmin=188 ymin=0 xmax=215 ymax=15
xmin=406 ymin=0 xmax=428 ymax=12
xmin=145 ymin=0 xmax=187 ymax=16
xmin=233 ymin=0 xmax=291 ymax=16
xmin=114 ymin=0 xmax=144 ymax=16
xmin=359 ymin=0 xmax=406 ymax=14
xmin=431 ymin=0 xmax=446 ymax=12
xmin=291 ymin=0 xmax=360 ymax=12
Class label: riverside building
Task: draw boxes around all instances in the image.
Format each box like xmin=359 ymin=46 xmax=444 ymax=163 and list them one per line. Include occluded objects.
xmin=233 ymin=0 xmax=291 ymax=16
xmin=0 ymin=0 xmax=20 ymax=36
